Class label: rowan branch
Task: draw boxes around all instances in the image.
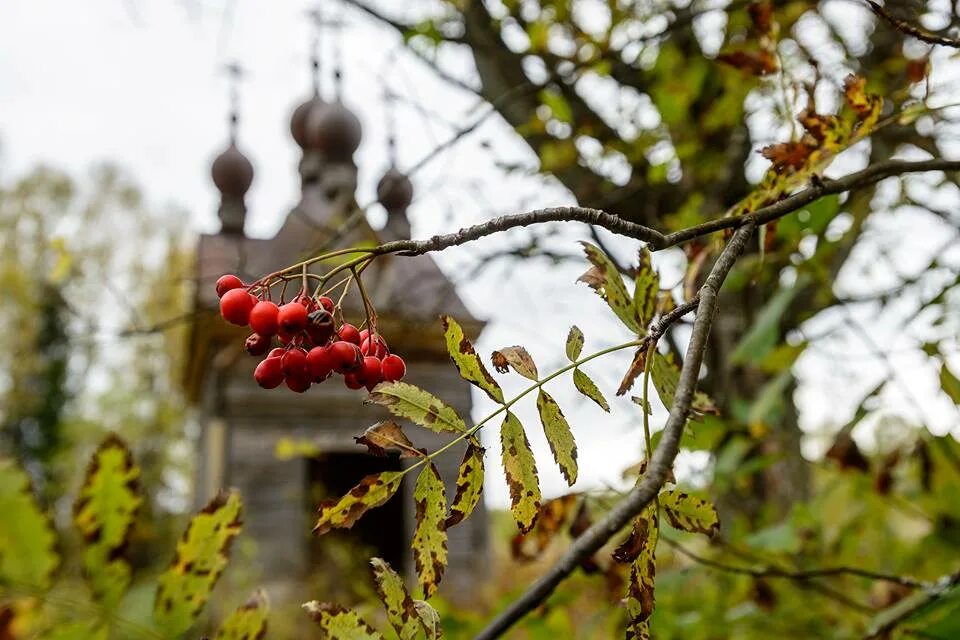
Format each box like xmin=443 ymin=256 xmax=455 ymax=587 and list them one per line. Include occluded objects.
xmin=474 ymin=222 xmax=756 ymax=640
xmin=864 ymin=1 xmax=960 ymax=49
xmin=866 ymin=569 xmax=960 ymax=639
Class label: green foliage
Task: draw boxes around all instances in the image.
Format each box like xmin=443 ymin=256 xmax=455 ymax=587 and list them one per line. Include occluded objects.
xmin=371 ymin=558 xmax=421 ymax=640
xmin=445 ymin=442 xmax=485 ymax=529
xmin=216 ymin=590 xmax=269 ymax=640
xmin=412 ymin=463 xmax=448 ymax=598
xmin=501 ymin=411 xmax=542 ymax=533
xmin=659 ymin=491 xmax=720 ymax=538
xmin=648 ymin=352 xmax=717 ymax=417
xmin=578 ymin=243 xmax=643 ymax=335
xmin=303 ymin=601 xmax=383 ymax=639
xmin=565 ymin=326 xmax=584 ymax=361
xmin=154 ymin=489 xmax=243 ymax=637
xmin=314 ymin=472 xmax=404 ymax=535
xmin=369 ymin=382 xmax=468 ymax=435
xmin=536 ymin=390 xmax=578 ymax=486
xmin=441 ymin=315 xmax=504 ymax=403
xmin=73 ymin=435 xmax=141 ymax=609
xmin=572 ymin=368 xmax=610 ymax=412
xmin=0 ymin=458 xmax=58 ymax=591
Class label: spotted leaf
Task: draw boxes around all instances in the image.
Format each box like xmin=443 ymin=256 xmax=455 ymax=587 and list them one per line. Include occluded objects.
xmin=843 ymin=74 xmax=883 ymax=132
xmin=154 ymin=490 xmax=243 ymax=637
xmin=314 ymin=472 xmax=404 ymax=535
xmin=73 ymin=434 xmax=142 ymax=609
xmin=370 ymin=558 xmax=420 ymax=640
xmin=573 ymin=368 xmax=610 ymax=412
xmin=536 ymin=390 xmax=578 ymax=485
xmin=579 ymin=243 xmax=643 ymax=335
xmin=413 ymin=463 xmax=448 ymax=598
xmin=511 ymin=494 xmax=579 ymax=561
xmin=622 ymin=503 xmax=659 ymax=627
xmin=441 ymin=315 xmax=504 ymax=403
xmin=215 ymin=590 xmax=269 ymax=640
xmin=303 ymin=602 xmax=383 ymax=639
xmin=0 ymin=459 xmax=58 ymax=590
xmin=566 ymin=325 xmax=584 ymax=361
xmin=369 ymin=382 xmax=468 ymax=434
xmin=617 ymin=347 xmax=648 ymax=397
xmin=660 ymin=490 xmax=720 ymax=538
xmin=649 ymin=352 xmax=717 ymax=415
xmin=501 ymin=411 xmax=542 ymax=533
xmin=491 ymin=345 xmax=539 ymax=380
xmin=355 ymin=421 xmax=422 ymax=458
xmin=633 ymin=248 xmax=659 ymax=328
xmin=414 ymin=600 xmax=443 ymax=639
xmin=445 ymin=441 xmax=485 ymax=528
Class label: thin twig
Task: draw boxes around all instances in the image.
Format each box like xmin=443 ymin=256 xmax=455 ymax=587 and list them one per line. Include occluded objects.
xmin=864 ymin=1 xmax=960 ymax=49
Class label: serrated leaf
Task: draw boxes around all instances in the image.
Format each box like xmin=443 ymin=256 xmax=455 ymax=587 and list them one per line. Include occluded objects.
xmin=617 ymin=348 xmax=648 ymax=397
xmin=659 ymin=490 xmax=720 ymax=538
xmin=303 ymin=602 xmax=384 ymax=639
xmin=441 ymin=315 xmax=504 ymax=403
xmin=314 ymin=472 xmax=404 ymax=535
xmin=73 ymin=434 xmax=142 ymax=609
xmin=154 ymin=490 xmax=243 ymax=637
xmin=414 ymin=600 xmax=443 ymax=639
xmin=370 ymin=558 xmax=420 ymax=640
xmin=573 ymin=368 xmax=610 ymax=411
xmin=501 ymin=411 xmax=542 ymax=533
xmin=369 ymin=382 xmax=467 ymax=434
xmin=566 ymin=326 xmax=584 ymax=361
xmin=649 ymin=352 xmax=717 ymax=415
xmin=445 ymin=442 xmax=485 ymax=528
xmin=633 ymin=248 xmax=659 ymax=328
xmin=940 ymin=364 xmax=960 ymax=405
xmin=0 ymin=459 xmax=58 ymax=590
xmin=536 ymin=390 xmax=578 ymax=485
xmin=491 ymin=346 xmax=539 ymax=380
xmin=511 ymin=494 xmax=578 ymax=560
xmin=413 ymin=464 xmax=448 ymax=598
xmin=215 ymin=590 xmax=269 ymax=640
xmin=579 ymin=243 xmax=643 ymax=334
xmin=354 ymin=421 xmax=422 ymax=458
xmin=623 ymin=503 xmax=658 ymax=627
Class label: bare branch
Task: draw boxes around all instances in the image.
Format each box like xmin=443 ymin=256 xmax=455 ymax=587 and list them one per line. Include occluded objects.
xmin=865 ymin=1 xmax=960 ymax=48
xmin=474 ymin=223 xmax=756 ymax=640
xmin=866 ymin=570 xmax=960 ymax=639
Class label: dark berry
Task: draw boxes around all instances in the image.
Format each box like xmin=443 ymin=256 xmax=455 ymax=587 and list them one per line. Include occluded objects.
xmin=338 ymin=323 xmax=361 ymax=345
xmin=381 ymin=354 xmax=406 ymax=382
xmin=306 ymin=309 xmax=336 ymax=345
xmin=245 ymin=333 xmax=271 ymax=356
xmin=216 ymin=274 xmax=244 ymax=298
xmin=249 ymin=300 xmax=280 ymax=336
xmin=220 ymin=288 xmax=256 ymax=326
xmin=278 ymin=302 xmax=308 ymax=333
xmin=254 ymin=357 xmax=284 ymax=389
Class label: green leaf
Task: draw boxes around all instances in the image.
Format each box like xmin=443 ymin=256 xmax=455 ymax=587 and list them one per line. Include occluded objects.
xmin=215 ymin=590 xmax=269 ymax=640
xmin=0 ymin=458 xmax=58 ymax=590
xmin=414 ymin=600 xmax=443 ymax=639
xmin=369 ymin=382 xmax=468 ymax=434
xmin=626 ymin=619 xmax=651 ymax=640
xmin=441 ymin=315 xmax=504 ymax=403
xmin=649 ymin=352 xmax=717 ymax=415
xmin=44 ymin=621 xmax=108 ymax=640
xmin=940 ymin=364 xmax=960 ymax=405
xmin=303 ymin=602 xmax=384 ymax=639
xmin=539 ymin=87 xmax=573 ymax=124
xmin=73 ymin=434 xmax=142 ymax=608
xmin=445 ymin=442 xmax=485 ymax=528
xmin=501 ymin=411 xmax=542 ymax=533
xmin=370 ymin=558 xmax=420 ymax=640
xmin=573 ymin=368 xmax=610 ymax=412
xmin=412 ymin=464 xmax=448 ymax=598
xmin=154 ymin=489 xmax=243 ymax=637
xmin=659 ymin=490 xmax=720 ymax=538
xmin=536 ymin=390 xmax=578 ymax=485
xmin=622 ymin=503 xmax=658 ymax=628
xmin=314 ymin=472 xmax=404 ymax=535
xmin=354 ymin=421 xmax=422 ymax=458
xmin=578 ymin=243 xmax=643 ymax=335
xmin=565 ymin=326 xmax=584 ymax=361
xmin=491 ymin=345 xmax=539 ymax=380
xmin=730 ymin=276 xmax=808 ymax=365
xmin=633 ymin=248 xmax=659 ymax=328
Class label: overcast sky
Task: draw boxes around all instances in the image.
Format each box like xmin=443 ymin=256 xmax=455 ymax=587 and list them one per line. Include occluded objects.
xmin=1 ymin=0 xmax=958 ymax=510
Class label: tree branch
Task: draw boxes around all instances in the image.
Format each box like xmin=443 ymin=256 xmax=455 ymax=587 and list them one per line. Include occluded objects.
xmin=866 ymin=570 xmax=960 ymax=639
xmin=473 ymin=223 xmax=756 ymax=640
xmin=865 ymin=1 xmax=960 ymax=48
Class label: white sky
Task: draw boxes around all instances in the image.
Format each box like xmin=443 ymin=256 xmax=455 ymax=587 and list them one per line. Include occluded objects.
xmin=1 ymin=0 xmax=958 ymax=510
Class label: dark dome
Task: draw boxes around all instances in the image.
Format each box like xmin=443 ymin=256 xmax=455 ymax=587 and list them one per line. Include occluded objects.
xmin=377 ymin=167 xmax=414 ymax=212
xmin=306 ymin=101 xmax=362 ymax=161
xmin=211 ymin=143 xmax=254 ymax=197
xmin=290 ymin=95 xmax=327 ymax=149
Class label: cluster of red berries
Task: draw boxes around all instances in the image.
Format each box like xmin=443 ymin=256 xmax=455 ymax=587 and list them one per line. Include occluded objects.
xmin=216 ymin=274 xmax=406 ymax=393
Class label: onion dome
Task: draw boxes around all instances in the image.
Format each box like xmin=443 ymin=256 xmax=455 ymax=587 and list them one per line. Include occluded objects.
xmin=211 ymin=143 xmax=254 ymax=197
xmin=377 ymin=167 xmax=414 ymax=212
xmin=306 ymin=101 xmax=362 ymax=162
xmin=290 ymin=95 xmax=327 ymax=149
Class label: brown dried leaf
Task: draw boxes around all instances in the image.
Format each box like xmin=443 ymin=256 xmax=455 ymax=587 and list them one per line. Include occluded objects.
xmin=760 ymin=140 xmax=816 ymax=174
xmin=716 ymin=49 xmax=778 ymax=75
xmin=491 ymin=346 xmax=539 ymax=380
xmin=511 ymin=494 xmax=579 ymax=561
xmin=617 ymin=347 xmax=647 ymax=396
xmin=355 ymin=421 xmax=422 ymax=458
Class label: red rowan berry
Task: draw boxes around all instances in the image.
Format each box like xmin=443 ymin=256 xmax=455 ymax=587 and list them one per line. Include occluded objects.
xmin=278 ymin=302 xmax=308 ymax=333
xmin=338 ymin=323 xmax=361 ymax=345
xmin=343 ymin=373 xmax=365 ymax=390
xmin=330 ymin=341 xmax=363 ymax=373
xmin=245 ymin=333 xmax=271 ymax=356
xmin=281 ymin=349 xmax=309 ymax=378
xmin=249 ymin=300 xmax=280 ymax=336
xmin=359 ymin=356 xmax=382 ymax=387
xmin=216 ymin=274 xmax=244 ymax=298
xmin=361 ymin=334 xmax=389 ymax=359
xmin=381 ymin=354 xmax=406 ymax=382
xmin=285 ymin=371 xmax=312 ymax=393
xmin=317 ymin=296 xmax=335 ymax=313
xmin=254 ymin=357 xmax=284 ymax=389
xmin=307 ymin=346 xmax=335 ymax=381
xmin=268 ymin=347 xmax=285 ymax=358
xmin=220 ymin=288 xmax=256 ymax=326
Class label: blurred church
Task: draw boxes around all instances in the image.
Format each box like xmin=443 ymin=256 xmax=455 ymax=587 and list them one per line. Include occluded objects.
xmin=182 ymin=44 xmax=488 ymax=600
